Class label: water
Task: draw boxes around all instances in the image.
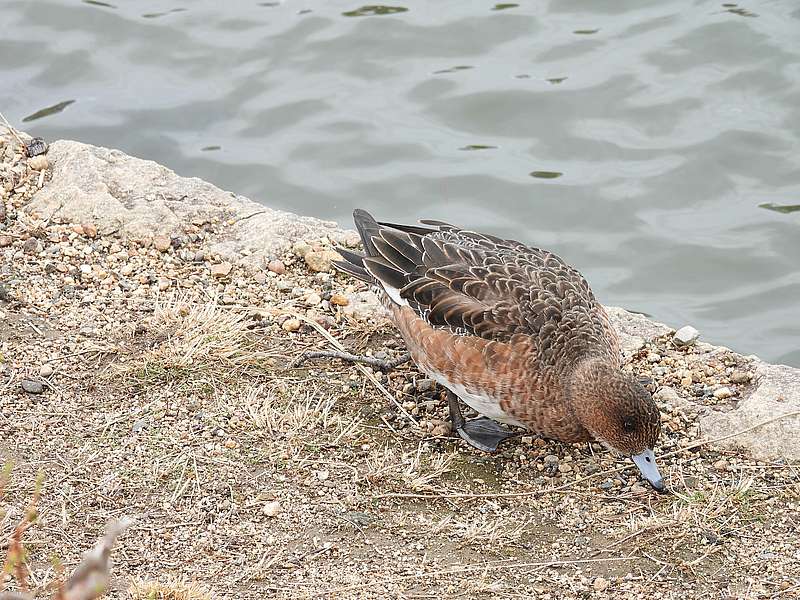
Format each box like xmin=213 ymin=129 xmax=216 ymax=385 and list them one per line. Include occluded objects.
xmin=3 ymin=0 xmax=799 ymax=366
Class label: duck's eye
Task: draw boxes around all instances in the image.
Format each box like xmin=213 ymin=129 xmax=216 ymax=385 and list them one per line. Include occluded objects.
xmin=622 ymin=418 xmax=635 ymax=433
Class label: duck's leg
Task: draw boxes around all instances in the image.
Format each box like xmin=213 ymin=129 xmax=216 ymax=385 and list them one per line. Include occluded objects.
xmin=447 ymin=390 xmax=516 ymax=453
xmin=292 ymin=350 xmax=411 ymax=370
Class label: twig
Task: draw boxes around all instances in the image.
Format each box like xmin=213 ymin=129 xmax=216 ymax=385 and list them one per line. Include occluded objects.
xmin=286 ymin=311 xmax=419 ymax=428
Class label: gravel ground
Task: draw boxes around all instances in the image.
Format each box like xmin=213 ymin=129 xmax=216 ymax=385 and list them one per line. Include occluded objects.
xmin=2 ymin=131 xmax=800 ymax=599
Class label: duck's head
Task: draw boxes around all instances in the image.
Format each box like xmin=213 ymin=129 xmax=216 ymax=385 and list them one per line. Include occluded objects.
xmin=569 ymin=358 xmax=664 ymax=491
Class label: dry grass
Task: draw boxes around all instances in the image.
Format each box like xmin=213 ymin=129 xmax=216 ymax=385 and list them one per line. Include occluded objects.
xmin=114 ymin=298 xmax=278 ymax=391
xmin=128 ymin=578 xmax=213 ymax=600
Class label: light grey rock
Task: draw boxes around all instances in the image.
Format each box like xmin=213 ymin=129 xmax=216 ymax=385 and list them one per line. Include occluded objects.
xmin=21 ymin=379 xmax=44 ymax=394
xmin=27 ymin=140 xmax=356 ymax=271
xmin=604 ymin=306 xmax=671 ymax=358
xmin=340 ymin=290 xmax=386 ymax=321
xmin=673 ymin=325 xmax=700 ymax=347
xmin=701 ymin=361 xmax=800 ymax=460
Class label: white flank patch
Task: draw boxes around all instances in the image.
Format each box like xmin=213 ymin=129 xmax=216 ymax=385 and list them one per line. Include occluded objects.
xmin=426 ymin=371 xmax=528 ymax=428
xmin=363 ymin=262 xmax=409 ymax=307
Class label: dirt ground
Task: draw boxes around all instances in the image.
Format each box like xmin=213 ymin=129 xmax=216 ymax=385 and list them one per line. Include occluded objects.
xmin=2 ymin=131 xmax=799 ymax=599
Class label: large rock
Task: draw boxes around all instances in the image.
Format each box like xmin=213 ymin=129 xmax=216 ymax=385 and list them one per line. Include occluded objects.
xmin=26 ymin=140 xmax=356 ymax=270
xmin=605 ymin=306 xmax=672 ymax=358
xmin=701 ymin=361 xmax=800 ymax=461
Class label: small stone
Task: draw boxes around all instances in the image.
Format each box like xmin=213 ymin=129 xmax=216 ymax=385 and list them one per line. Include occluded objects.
xmin=544 ymin=454 xmax=559 ymax=466
xmin=0 ymin=235 xmax=12 ymax=247
xmin=680 ymin=377 xmax=692 ymax=388
xmin=558 ymin=463 xmax=573 ymax=474
xmin=81 ymin=222 xmax=98 ymax=238
xmin=305 ymin=292 xmax=322 ymax=306
xmin=415 ymin=378 xmax=436 ymax=393
xmin=157 ymin=278 xmax=171 ymax=291
xmin=28 ymin=155 xmax=49 ymax=170
xmin=304 ymin=249 xmax=343 ymax=272
xmin=21 ymin=379 xmax=44 ymax=394
xmin=267 ymin=259 xmax=286 ymax=275
xmin=730 ymin=371 xmax=751 ymax=384
xmin=330 ymin=293 xmax=349 ymax=306
xmin=292 ymin=241 xmax=312 ymax=258
xmin=71 ymin=224 xmax=85 ymax=235
xmin=673 ymin=325 xmax=700 ymax=347
xmin=713 ymin=387 xmax=733 ymax=400
xmin=253 ymin=271 xmax=267 ymax=284
xmin=210 ymin=261 xmax=233 ymax=277
xmin=316 ymin=469 xmax=329 ymax=481
xmin=153 ymin=235 xmax=171 ymax=252
xmin=431 ymin=422 xmax=451 ymax=437
xmin=593 ymin=577 xmax=610 ymax=592
xmin=282 ymin=318 xmax=301 ymax=332
xmin=39 ymin=364 xmax=54 ymax=377
xmin=713 ymin=459 xmax=729 ymax=471
xmin=262 ymin=500 xmax=281 ymax=517
xmin=630 ymin=483 xmax=647 ymax=495
xmin=23 ymin=237 xmax=41 ymax=255
xmin=224 ymin=439 xmax=237 ymax=449
xmin=647 ymin=353 xmax=661 ymax=363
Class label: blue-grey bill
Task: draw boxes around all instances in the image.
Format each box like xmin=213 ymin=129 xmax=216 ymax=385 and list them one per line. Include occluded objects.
xmin=632 ymin=448 xmax=665 ymax=491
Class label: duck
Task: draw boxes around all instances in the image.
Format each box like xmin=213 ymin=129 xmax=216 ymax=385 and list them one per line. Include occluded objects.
xmin=334 ymin=209 xmax=664 ymax=491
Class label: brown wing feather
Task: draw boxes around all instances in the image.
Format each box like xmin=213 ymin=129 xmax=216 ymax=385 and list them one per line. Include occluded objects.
xmin=350 ymin=210 xmax=619 ymax=369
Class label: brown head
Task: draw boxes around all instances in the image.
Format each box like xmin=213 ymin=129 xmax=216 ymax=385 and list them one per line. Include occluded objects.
xmin=568 ymin=357 xmax=664 ymax=490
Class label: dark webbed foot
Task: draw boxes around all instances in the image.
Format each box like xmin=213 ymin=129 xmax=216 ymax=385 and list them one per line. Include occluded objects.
xmin=447 ymin=391 xmax=516 ymax=452
xmin=292 ymin=350 xmax=411 ymax=370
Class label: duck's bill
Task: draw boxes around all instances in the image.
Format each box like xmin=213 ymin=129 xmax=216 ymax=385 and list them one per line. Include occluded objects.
xmin=632 ymin=448 xmax=665 ymax=491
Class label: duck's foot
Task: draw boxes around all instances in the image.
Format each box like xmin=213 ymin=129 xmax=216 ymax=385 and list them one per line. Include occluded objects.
xmin=447 ymin=391 xmax=516 ymax=453
xmin=291 ymin=350 xmax=411 ymax=371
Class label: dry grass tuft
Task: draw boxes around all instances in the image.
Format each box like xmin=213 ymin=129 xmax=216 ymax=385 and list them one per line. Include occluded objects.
xmin=128 ymin=577 xmax=214 ymax=600
xmin=115 ymin=298 xmax=277 ymax=390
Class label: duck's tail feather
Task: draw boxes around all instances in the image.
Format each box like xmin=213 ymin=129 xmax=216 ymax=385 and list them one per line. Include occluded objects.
xmin=333 ymin=247 xmax=371 ymax=283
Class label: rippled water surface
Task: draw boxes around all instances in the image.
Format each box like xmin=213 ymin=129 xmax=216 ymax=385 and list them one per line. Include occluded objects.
xmin=3 ymin=0 xmax=799 ymax=365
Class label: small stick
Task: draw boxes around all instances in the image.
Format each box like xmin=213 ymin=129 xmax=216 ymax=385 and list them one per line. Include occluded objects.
xmin=285 ymin=311 xmax=419 ymax=428
xmin=292 ymin=349 xmax=410 ymax=370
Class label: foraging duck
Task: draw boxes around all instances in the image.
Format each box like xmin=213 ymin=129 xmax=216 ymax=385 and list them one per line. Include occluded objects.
xmin=335 ymin=209 xmax=664 ymax=491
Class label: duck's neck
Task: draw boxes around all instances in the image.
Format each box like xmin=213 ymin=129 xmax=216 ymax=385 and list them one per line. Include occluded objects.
xmin=566 ymin=356 xmax=622 ymax=435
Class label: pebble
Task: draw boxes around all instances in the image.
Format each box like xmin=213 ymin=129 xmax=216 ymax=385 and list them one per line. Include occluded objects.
xmin=730 ymin=371 xmax=751 ymax=384
xmin=210 ymin=261 xmax=233 ymax=277
xmin=81 ymin=222 xmax=98 ymax=238
xmin=304 ymin=249 xmax=343 ymax=272
xmin=714 ymin=459 xmax=729 ymax=471
xmin=593 ymin=577 xmax=610 ymax=592
xmin=28 ymin=155 xmax=49 ymax=171
xmin=153 ymin=235 xmax=171 ymax=252
xmin=431 ymin=422 xmax=451 ymax=437
xmin=23 ymin=237 xmax=42 ymax=254
xmin=673 ymin=325 xmax=700 ymax=347
xmin=0 ymin=235 xmax=12 ymax=247
xmin=647 ymin=353 xmax=661 ymax=363
xmin=713 ymin=387 xmax=733 ymax=400
xmin=224 ymin=439 xmax=237 ymax=449
xmin=282 ymin=318 xmax=301 ymax=332
xmin=253 ymin=271 xmax=267 ymax=284
xmin=558 ymin=463 xmax=573 ymax=474
xmin=330 ymin=293 xmax=349 ymax=306
xmin=262 ymin=500 xmax=281 ymax=517
xmin=268 ymin=259 xmax=286 ymax=275
xmin=21 ymin=379 xmax=44 ymax=394
xmin=292 ymin=241 xmax=312 ymax=258
xmin=39 ymin=364 xmax=54 ymax=377
xmin=305 ymin=292 xmax=322 ymax=306
xmin=415 ymin=378 xmax=436 ymax=393
xmin=157 ymin=278 xmax=171 ymax=291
